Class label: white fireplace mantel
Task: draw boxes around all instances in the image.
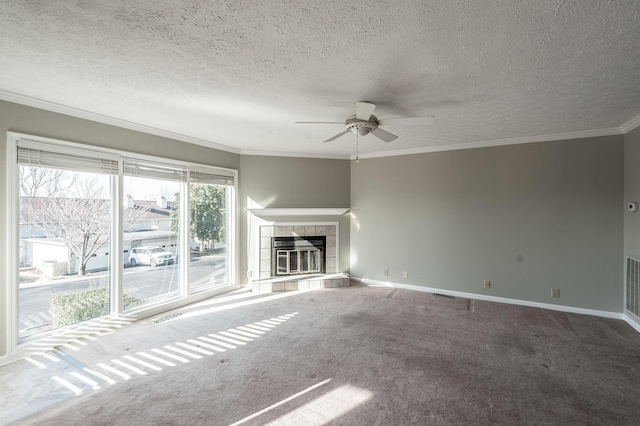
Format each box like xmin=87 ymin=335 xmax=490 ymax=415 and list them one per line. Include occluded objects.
xmin=247 ymin=207 xmax=350 ymax=217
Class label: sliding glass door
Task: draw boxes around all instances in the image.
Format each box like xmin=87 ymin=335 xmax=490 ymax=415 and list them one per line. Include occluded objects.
xmin=11 ymin=135 xmax=237 ymax=342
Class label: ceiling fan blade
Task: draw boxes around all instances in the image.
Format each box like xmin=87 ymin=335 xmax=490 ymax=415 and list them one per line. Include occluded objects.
xmin=295 ymin=121 xmax=343 ymax=124
xmin=371 ymin=127 xmax=398 ymax=143
xmin=377 ymin=116 xmax=435 ymax=126
xmin=323 ymin=129 xmax=351 ymax=143
xmin=355 ymin=101 xmax=376 ymax=121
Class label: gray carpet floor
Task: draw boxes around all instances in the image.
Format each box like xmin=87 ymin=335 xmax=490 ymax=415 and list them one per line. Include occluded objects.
xmin=8 ymin=283 xmax=640 ymax=425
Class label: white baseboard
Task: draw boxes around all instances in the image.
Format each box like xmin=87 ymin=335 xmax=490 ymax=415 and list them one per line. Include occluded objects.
xmin=355 ymin=277 xmax=625 ymax=321
xmin=623 ymin=311 xmax=640 ymax=333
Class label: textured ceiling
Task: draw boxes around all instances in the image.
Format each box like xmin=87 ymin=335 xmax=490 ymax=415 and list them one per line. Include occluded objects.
xmin=1 ymin=0 xmax=639 ymax=158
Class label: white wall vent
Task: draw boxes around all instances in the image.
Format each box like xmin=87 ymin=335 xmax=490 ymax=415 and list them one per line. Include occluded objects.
xmin=626 ymin=257 xmax=640 ymax=317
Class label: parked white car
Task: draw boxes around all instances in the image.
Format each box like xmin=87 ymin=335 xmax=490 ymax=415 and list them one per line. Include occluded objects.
xmin=128 ymin=246 xmax=175 ymax=267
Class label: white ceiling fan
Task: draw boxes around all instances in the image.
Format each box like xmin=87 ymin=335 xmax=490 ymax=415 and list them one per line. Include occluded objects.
xmin=296 ymin=101 xmax=435 ymax=143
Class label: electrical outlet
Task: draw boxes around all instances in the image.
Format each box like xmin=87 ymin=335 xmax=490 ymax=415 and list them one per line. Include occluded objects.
xmin=247 ymin=270 xmax=252 ymax=278
xmin=551 ymin=288 xmax=560 ymax=298
xmin=484 ymin=280 xmax=491 ymax=289
xmin=403 ymin=271 xmax=408 ymax=278
xmin=384 ymin=268 xmax=389 ymax=276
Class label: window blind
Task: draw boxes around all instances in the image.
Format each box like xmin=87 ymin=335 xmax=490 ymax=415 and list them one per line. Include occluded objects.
xmin=18 ymin=147 xmax=119 ymax=175
xmin=123 ymin=158 xmax=187 ymax=182
xmin=189 ymin=171 xmax=235 ymax=186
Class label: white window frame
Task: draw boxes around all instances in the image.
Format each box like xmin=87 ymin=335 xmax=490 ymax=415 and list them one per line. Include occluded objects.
xmin=5 ymin=132 xmax=239 ymax=359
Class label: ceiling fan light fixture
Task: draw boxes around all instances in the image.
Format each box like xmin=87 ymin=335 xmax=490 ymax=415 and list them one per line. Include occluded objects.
xmin=352 ymin=127 xmax=373 ymax=136
xmin=345 ymin=114 xmax=378 ymax=137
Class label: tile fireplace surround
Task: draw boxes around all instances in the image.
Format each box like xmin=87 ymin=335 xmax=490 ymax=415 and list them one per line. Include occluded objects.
xmin=251 ymin=222 xmax=350 ymax=293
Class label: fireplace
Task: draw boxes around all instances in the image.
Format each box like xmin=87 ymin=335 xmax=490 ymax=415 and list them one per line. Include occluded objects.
xmin=257 ymin=223 xmax=338 ymax=279
xmin=272 ymin=236 xmax=326 ymax=276
xmin=251 ymin=222 xmax=348 ymax=293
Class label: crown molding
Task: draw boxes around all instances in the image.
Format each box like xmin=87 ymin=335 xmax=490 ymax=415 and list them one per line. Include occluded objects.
xmin=247 ymin=207 xmax=350 ymax=217
xmin=240 ymin=149 xmax=350 ymax=160
xmin=621 ymin=114 xmax=640 ymax=134
xmin=0 ymin=89 xmax=241 ymax=155
xmin=351 ymin=127 xmax=624 ymax=160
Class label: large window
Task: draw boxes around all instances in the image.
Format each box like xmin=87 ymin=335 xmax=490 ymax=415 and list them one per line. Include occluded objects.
xmin=10 ymin=134 xmax=237 ymax=343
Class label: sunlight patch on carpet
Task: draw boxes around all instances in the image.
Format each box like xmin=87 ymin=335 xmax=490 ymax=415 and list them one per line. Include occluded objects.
xmin=229 ymin=379 xmax=373 ymax=425
xmin=45 ymin=313 xmax=299 ymax=398
xmin=52 ymin=376 xmax=84 ymax=395
xmin=266 ymin=384 xmax=373 ymax=425
xmin=230 ymin=379 xmax=332 ymax=426
xmin=24 ymin=357 xmax=47 ymax=369
xmin=25 ymin=314 xmax=137 ymax=358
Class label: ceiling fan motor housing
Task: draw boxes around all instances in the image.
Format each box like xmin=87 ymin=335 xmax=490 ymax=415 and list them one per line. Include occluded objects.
xmin=345 ymin=114 xmax=378 ymax=136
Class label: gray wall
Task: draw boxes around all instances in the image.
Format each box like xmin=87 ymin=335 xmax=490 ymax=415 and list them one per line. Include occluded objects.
xmin=0 ymin=100 xmax=240 ymax=359
xmin=350 ymin=136 xmax=624 ymax=312
xmin=625 ymin=126 xmax=640 ymax=259
xmin=0 ymin=96 xmax=633 ymax=360
xmin=238 ymin=155 xmax=351 ymax=282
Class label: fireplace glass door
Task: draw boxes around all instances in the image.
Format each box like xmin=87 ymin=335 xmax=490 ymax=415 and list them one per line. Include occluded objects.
xmin=277 ymin=249 xmax=321 ymax=275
